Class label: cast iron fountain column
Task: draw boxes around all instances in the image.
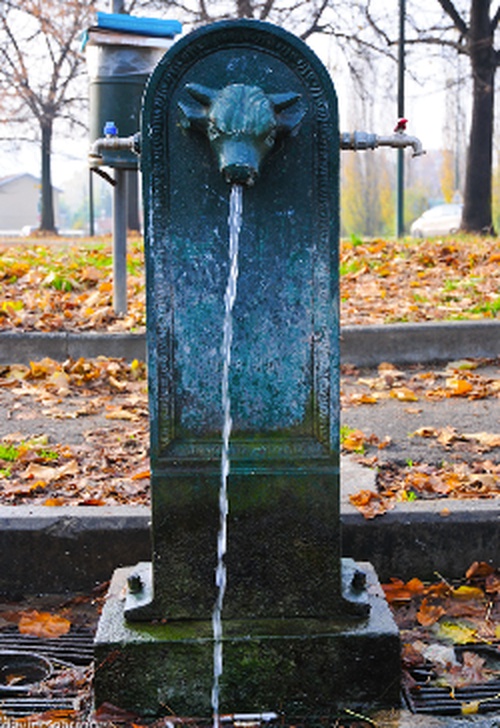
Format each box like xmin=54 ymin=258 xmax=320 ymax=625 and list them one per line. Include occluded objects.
xmin=94 ymin=19 xmax=400 ymax=720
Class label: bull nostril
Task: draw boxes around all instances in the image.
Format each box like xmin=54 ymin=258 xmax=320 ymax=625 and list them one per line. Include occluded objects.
xmin=223 ymin=164 xmax=257 ymax=186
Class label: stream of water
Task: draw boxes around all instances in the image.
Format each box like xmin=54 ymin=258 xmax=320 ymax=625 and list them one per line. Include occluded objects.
xmin=212 ymin=183 xmax=243 ymax=728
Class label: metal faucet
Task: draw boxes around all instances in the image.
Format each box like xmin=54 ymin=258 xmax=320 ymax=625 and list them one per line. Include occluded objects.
xmin=340 ymin=124 xmax=425 ymax=158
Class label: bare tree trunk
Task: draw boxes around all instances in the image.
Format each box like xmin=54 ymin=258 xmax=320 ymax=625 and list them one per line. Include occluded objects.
xmin=40 ymin=122 xmax=56 ymax=233
xmin=461 ymin=0 xmax=496 ymax=233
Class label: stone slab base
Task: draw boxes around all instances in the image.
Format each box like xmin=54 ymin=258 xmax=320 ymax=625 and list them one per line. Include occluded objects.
xmin=94 ymin=559 xmax=400 ymax=720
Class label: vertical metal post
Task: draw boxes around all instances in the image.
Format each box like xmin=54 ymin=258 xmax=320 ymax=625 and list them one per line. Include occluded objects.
xmin=89 ymin=168 xmax=95 ymax=237
xmin=111 ymin=0 xmax=125 ymax=12
xmin=396 ymin=0 xmax=406 ymax=237
xmin=113 ymin=168 xmax=127 ymax=315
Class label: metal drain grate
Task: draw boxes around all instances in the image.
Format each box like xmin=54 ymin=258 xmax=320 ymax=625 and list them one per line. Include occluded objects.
xmin=0 ymin=626 xmax=94 ymax=717
xmin=405 ymin=680 xmax=500 ymax=716
xmin=0 ymin=626 xmax=94 ymax=666
xmin=404 ymin=645 xmax=500 ymax=716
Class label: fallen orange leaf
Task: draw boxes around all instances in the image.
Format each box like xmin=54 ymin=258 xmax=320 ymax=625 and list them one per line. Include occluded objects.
xmin=382 ymin=577 xmax=425 ymax=604
xmin=416 ymin=597 xmax=446 ymax=627
xmin=446 ymin=377 xmax=473 ymax=396
xmin=342 ymin=429 xmax=366 ymax=452
xmin=18 ymin=610 xmax=71 ymax=638
xmin=349 ymin=489 xmax=392 ymax=519
xmin=132 ymin=470 xmax=150 ymax=480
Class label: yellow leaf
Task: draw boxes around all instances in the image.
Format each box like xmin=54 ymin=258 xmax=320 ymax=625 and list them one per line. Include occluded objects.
xmin=342 ymin=429 xmax=366 ymax=453
xmin=48 ymin=369 xmax=71 ymax=394
xmin=437 ymin=620 xmax=477 ymax=644
xmin=452 ymin=585 xmax=485 ymax=601
xmin=461 ymin=701 xmax=479 ymax=715
xmin=390 ymin=387 xmax=419 ymax=402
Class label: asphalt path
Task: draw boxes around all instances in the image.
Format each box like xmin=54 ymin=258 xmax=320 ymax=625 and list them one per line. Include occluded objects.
xmin=1 ymin=361 xmax=499 ymax=468
xmin=341 ymin=362 xmax=500 ymax=466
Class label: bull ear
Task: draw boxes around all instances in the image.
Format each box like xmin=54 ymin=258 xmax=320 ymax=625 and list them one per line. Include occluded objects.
xmin=269 ymin=91 xmax=306 ymax=134
xmin=178 ymin=99 xmax=209 ymax=131
xmin=185 ymin=83 xmax=217 ymax=106
xmin=269 ymin=91 xmax=301 ymax=112
xmin=178 ymin=83 xmax=217 ymax=131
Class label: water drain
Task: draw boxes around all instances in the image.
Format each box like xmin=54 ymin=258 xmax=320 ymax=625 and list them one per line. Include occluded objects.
xmin=404 ymin=645 xmax=500 ymax=716
xmin=0 ymin=651 xmax=53 ymax=692
xmin=0 ymin=626 xmax=93 ymax=717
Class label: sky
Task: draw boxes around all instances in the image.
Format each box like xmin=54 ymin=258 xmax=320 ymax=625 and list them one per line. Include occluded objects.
xmin=3 ymin=8 xmax=452 ymax=188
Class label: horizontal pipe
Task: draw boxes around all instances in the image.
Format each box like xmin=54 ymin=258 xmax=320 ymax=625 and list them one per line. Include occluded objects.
xmin=340 ymin=130 xmax=424 ymax=157
xmin=89 ymin=132 xmax=141 ymax=166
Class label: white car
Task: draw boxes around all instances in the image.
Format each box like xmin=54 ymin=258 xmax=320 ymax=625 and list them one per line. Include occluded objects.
xmin=410 ymin=204 xmax=462 ymax=237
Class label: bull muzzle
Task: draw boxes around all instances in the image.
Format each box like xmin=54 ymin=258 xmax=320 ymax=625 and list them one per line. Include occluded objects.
xmin=216 ymin=139 xmax=261 ymax=186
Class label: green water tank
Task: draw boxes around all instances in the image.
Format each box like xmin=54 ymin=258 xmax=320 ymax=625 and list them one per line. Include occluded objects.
xmin=86 ymin=13 xmax=182 ymax=169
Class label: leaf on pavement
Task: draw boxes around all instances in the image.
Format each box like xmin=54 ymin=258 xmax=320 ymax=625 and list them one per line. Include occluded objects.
xmin=105 ymin=407 xmax=140 ymax=421
xmin=416 ymin=597 xmax=446 ymax=626
xmin=22 ymin=460 xmax=79 ymax=482
xmin=382 ymin=577 xmax=425 ymax=604
xmin=436 ymin=619 xmax=478 ymax=644
xmin=446 ymin=377 xmax=474 ymax=396
xmin=349 ymin=489 xmax=393 ymax=519
xmin=18 ymin=610 xmax=71 ymax=638
xmin=390 ymin=386 xmax=419 ymax=402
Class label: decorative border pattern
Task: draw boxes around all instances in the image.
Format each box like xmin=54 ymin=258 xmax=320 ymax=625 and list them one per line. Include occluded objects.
xmin=142 ymin=20 xmax=340 ymax=458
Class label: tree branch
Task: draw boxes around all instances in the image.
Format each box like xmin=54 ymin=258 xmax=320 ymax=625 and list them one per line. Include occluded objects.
xmin=491 ymin=4 xmax=500 ymax=32
xmin=435 ymin=0 xmax=468 ymax=37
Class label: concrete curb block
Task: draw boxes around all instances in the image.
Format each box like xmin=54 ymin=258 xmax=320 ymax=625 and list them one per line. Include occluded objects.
xmin=341 ymin=320 xmax=500 ymax=366
xmin=2 ymin=321 xmax=500 ymax=366
xmin=0 ymin=332 xmax=147 ymax=365
xmin=1 ymin=501 xmax=498 ymax=594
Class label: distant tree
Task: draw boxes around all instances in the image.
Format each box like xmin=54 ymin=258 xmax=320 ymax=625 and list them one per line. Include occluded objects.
xmin=359 ymin=1 xmax=500 ymax=234
xmin=126 ymin=0 xmax=333 ymax=40
xmin=0 ymin=0 xmax=95 ymax=232
xmin=441 ymin=149 xmax=455 ymax=203
xmin=341 ymin=150 xmax=394 ymax=237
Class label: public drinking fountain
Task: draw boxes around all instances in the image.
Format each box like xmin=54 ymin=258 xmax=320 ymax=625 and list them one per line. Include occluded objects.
xmin=94 ymin=19 xmax=423 ymax=722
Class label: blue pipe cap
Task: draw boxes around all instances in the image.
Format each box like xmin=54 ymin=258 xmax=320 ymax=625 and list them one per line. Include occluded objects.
xmin=104 ymin=121 xmax=118 ymax=137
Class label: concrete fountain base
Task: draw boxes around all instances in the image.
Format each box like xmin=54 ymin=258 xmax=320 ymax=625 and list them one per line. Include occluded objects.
xmin=94 ymin=558 xmax=400 ymax=720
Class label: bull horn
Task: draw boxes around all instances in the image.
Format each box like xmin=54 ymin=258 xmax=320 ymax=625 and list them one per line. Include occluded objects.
xmin=185 ymin=82 xmax=218 ymax=107
xmin=269 ymin=91 xmax=301 ymax=112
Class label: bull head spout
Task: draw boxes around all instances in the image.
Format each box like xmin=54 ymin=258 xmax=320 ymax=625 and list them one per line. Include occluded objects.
xmin=178 ymin=82 xmax=305 ymax=185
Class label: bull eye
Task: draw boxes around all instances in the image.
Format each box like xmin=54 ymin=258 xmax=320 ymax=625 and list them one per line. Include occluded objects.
xmin=264 ymin=131 xmax=276 ymax=148
xmin=207 ymin=121 xmax=220 ymax=141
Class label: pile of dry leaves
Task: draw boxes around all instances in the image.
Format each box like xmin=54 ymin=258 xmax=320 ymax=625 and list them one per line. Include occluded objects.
xmin=0 ymin=356 xmax=149 ymax=505
xmin=386 ymin=561 xmax=500 ymax=717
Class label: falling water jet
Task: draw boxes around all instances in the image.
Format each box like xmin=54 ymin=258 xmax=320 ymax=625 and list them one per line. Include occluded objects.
xmin=212 ymin=184 xmax=242 ymax=728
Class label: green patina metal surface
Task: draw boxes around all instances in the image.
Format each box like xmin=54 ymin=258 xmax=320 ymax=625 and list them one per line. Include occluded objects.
xmin=132 ymin=18 xmax=347 ymax=622
xmin=94 ymin=564 xmax=400 ymax=718
xmin=94 ymin=19 xmax=401 ymax=718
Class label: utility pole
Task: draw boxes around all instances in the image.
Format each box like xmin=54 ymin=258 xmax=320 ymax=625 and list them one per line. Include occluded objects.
xmin=396 ymin=0 xmax=405 ymax=236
